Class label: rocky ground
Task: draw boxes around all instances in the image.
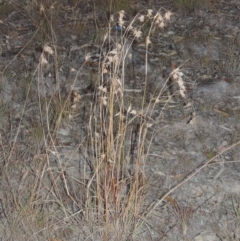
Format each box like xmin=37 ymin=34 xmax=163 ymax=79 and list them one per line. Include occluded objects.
xmin=0 ymin=0 xmax=240 ymax=240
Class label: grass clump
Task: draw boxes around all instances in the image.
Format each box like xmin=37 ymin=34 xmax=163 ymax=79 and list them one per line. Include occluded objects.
xmin=0 ymin=6 xmax=179 ymax=240
xmin=3 ymin=1 xmax=233 ymax=240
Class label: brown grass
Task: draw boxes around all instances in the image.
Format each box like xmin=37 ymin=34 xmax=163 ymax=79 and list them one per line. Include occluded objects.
xmin=1 ymin=1 xmax=240 ymax=241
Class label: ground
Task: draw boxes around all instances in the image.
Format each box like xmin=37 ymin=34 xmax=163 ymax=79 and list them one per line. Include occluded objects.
xmin=0 ymin=0 xmax=240 ymax=240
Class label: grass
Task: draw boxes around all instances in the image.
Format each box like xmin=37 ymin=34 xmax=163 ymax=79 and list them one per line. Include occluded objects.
xmin=0 ymin=3 xmax=176 ymax=240
xmin=1 ymin=0 xmax=240 ymax=240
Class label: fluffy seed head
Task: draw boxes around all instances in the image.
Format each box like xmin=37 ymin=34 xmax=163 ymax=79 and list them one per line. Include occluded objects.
xmin=138 ymin=15 xmax=145 ymax=22
xmin=133 ymin=29 xmax=142 ymax=39
xmin=147 ymin=9 xmax=153 ymax=18
xmin=164 ymin=11 xmax=173 ymax=21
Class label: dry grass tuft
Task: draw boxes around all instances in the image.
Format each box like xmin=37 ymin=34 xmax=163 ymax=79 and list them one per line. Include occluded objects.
xmin=4 ymin=2 xmax=238 ymax=240
xmin=0 ymin=4 xmax=176 ymax=239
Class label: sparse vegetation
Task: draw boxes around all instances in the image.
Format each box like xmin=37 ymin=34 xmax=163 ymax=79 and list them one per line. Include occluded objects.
xmin=0 ymin=0 xmax=240 ymax=240
xmin=0 ymin=2 xmax=177 ymax=239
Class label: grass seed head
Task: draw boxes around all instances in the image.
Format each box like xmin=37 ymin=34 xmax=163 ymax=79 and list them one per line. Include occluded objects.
xmin=133 ymin=29 xmax=142 ymax=39
xmin=40 ymin=54 xmax=48 ymax=65
xmin=43 ymin=45 xmax=54 ymax=55
xmin=147 ymin=9 xmax=153 ymax=18
xmin=164 ymin=11 xmax=173 ymax=21
xmin=138 ymin=15 xmax=145 ymax=22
